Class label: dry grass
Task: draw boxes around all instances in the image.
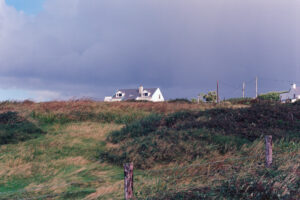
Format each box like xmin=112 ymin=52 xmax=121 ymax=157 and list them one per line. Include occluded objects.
xmin=0 ymin=100 xmax=298 ymax=199
xmin=132 ymin=140 xmax=299 ymax=199
xmin=83 ymin=180 xmax=123 ymax=200
xmin=66 ymin=122 xmax=123 ymax=141
xmin=0 ymin=100 xmax=246 ymax=117
xmin=54 ymin=156 xmax=90 ymax=166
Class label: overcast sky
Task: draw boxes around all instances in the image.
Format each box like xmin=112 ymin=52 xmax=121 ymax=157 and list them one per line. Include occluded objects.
xmin=0 ymin=0 xmax=299 ymax=101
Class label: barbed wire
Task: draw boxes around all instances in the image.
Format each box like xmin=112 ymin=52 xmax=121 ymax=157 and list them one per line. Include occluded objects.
xmin=134 ymin=167 xmax=293 ymax=199
xmin=134 ymin=165 xmax=300 ymax=199
xmin=133 ymin=155 xmax=300 ymax=197
xmin=0 ymin=150 xmax=298 ymax=199
xmin=133 ymin=153 xmax=300 ymax=179
xmin=139 ymin=155 xmax=263 ymax=175
xmin=136 ymin=164 xmax=300 ymax=184
xmin=0 ymin=162 xmax=298 ymax=199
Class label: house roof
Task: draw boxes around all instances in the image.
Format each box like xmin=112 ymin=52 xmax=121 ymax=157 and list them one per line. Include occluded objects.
xmin=280 ymin=88 xmax=300 ymax=95
xmin=113 ymin=88 xmax=158 ymax=101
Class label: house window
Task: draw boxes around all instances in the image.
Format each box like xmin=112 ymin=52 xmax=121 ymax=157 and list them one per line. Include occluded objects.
xmin=117 ymin=93 xmax=122 ymax=97
xmin=159 ymin=94 xmax=161 ymax=99
xmin=144 ymin=93 xmax=148 ymax=97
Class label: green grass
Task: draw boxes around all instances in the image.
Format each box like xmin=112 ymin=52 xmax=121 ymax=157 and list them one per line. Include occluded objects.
xmin=0 ymin=102 xmax=299 ymax=199
xmin=31 ymin=110 xmax=149 ymax=125
xmin=0 ymin=122 xmax=125 ymax=199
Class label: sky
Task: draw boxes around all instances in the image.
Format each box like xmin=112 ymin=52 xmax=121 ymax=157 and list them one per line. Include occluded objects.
xmin=5 ymin=0 xmax=44 ymax=15
xmin=0 ymin=0 xmax=299 ymax=101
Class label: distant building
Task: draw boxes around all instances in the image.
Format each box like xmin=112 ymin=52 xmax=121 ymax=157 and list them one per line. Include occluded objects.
xmin=104 ymin=86 xmax=164 ymax=102
xmin=280 ymin=83 xmax=300 ymax=103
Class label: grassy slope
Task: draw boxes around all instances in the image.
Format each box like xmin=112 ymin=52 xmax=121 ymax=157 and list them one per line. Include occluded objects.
xmin=0 ymin=100 xmax=226 ymax=199
xmin=0 ymin=122 xmax=125 ymax=199
xmin=102 ymin=103 xmax=300 ymax=169
xmin=0 ymin=101 xmax=298 ymax=199
xmin=101 ymin=102 xmax=300 ymax=199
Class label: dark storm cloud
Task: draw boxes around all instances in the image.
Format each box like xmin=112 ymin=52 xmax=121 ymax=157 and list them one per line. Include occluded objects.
xmin=0 ymin=0 xmax=299 ymax=100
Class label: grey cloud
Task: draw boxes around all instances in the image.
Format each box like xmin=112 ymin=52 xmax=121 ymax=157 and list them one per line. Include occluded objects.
xmin=0 ymin=0 xmax=299 ymax=100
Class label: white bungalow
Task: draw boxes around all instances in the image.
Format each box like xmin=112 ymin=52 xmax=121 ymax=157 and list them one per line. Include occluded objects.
xmin=280 ymin=83 xmax=300 ymax=103
xmin=104 ymin=86 xmax=164 ymax=102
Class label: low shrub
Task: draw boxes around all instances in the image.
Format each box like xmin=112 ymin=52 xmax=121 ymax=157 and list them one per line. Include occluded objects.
xmin=107 ymin=114 xmax=162 ymax=143
xmin=216 ymin=170 xmax=300 ymax=200
xmin=0 ymin=112 xmax=44 ymax=145
xmin=101 ymin=102 xmax=300 ymax=169
xmin=258 ymin=92 xmax=281 ymax=101
xmin=226 ymin=97 xmax=253 ymax=105
xmin=102 ymin=129 xmax=250 ymax=169
xmin=148 ymin=171 xmax=300 ymax=200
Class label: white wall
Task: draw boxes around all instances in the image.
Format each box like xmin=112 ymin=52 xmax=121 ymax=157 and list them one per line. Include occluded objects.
xmin=280 ymin=86 xmax=300 ymax=102
xmin=151 ymin=88 xmax=165 ymax=102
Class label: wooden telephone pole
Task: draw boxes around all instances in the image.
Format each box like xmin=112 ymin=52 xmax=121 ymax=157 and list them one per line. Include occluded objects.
xmin=256 ymin=76 xmax=258 ymax=98
xmin=217 ymin=81 xmax=219 ymax=103
xmin=242 ymin=82 xmax=245 ymax=98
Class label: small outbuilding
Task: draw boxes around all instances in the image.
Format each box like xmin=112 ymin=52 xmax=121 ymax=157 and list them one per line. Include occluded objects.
xmin=104 ymin=86 xmax=164 ymax=102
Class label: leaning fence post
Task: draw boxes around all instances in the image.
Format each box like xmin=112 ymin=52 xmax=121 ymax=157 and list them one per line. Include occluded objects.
xmin=124 ymin=163 xmax=134 ymax=199
xmin=265 ymin=135 xmax=272 ymax=168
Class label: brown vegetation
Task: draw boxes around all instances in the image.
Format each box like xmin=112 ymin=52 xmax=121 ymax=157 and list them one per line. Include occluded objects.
xmin=0 ymin=99 xmax=245 ymax=116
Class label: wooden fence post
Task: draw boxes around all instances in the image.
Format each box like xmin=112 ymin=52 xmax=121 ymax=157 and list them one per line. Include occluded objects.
xmin=265 ymin=135 xmax=272 ymax=168
xmin=124 ymin=163 xmax=134 ymax=199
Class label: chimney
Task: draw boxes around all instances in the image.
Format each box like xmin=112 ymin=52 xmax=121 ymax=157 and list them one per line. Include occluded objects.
xmin=292 ymin=83 xmax=296 ymax=89
xmin=139 ymin=86 xmax=144 ymax=95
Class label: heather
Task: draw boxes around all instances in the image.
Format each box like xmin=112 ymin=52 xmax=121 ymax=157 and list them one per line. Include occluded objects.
xmin=0 ymin=100 xmax=298 ymax=199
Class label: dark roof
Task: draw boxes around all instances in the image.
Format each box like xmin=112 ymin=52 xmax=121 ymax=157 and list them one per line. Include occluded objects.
xmin=113 ymin=88 xmax=158 ymax=101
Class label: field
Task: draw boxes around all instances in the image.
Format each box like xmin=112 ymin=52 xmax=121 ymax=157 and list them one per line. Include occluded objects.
xmin=0 ymin=100 xmax=299 ymax=199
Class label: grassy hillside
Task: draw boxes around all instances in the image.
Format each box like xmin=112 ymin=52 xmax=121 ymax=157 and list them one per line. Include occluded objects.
xmin=0 ymin=100 xmax=298 ymax=199
xmin=102 ymin=103 xmax=300 ymax=169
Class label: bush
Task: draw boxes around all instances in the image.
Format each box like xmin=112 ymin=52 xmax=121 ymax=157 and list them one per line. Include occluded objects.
xmin=226 ymin=97 xmax=253 ymax=105
xmin=150 ymin=171 xmax=300 ymax=200
xmin=258 ymin=92 xmax=281 ymax=101
xmin=101 ymin=102 xmax=300 ymax=169
xmin=107 ymin=114 xmax=162 ymax=143
xmin=101 ymin=128 xmax=250 ymax=169
xmin=0 ymin=112 xmax=44 ymax=145
xmin=203 ymin=91 xmax=217 ymax=102
xmin=216 ymin=172 xmax=300 ymax=199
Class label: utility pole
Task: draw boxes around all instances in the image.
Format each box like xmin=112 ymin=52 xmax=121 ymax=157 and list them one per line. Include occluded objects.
xmin=256 ymin=76 xmax=258 ymax=98
xmin=217 ymin=80 xmax=219 ymax=104
xmin=242 ymin=82 xmax=245 ymax=98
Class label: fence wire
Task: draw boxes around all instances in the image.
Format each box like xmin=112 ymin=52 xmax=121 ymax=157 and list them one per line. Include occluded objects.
xmin=0 ymin=148 xmax=299 ymax=199
xmin=133 ymin=153 xmax=299 ymax=199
